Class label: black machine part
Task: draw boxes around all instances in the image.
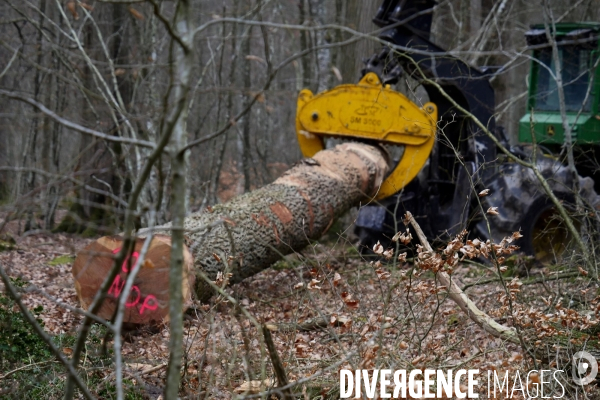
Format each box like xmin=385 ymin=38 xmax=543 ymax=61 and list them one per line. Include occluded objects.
xmin=371 ymin=1 xmax=498 ymax=178
xmin=354 ymin=0 xmax=600 ymax=262
xmin=357 ymin=0 xmax=499 ymax=243
xmin=477 ymin=156 xmax=600 ymax=264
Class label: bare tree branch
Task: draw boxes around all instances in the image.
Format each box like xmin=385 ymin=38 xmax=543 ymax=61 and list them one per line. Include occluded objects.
xmin=405 ymin=212 xmax=519 ymax=343
xmin=0 ymin=90 xmax=156 ymax=149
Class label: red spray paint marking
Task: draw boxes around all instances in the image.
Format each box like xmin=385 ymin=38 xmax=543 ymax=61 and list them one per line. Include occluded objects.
xmin=112 ymin=248 xmax=139 ymax=272
xmin=139 ymin=295 xmax=158 ymax=314
xmin=108 ymin=247 xmax=159 ymax=315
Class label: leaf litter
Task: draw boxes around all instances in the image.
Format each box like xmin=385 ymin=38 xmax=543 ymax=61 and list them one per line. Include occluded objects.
xmin=0 ymin=224 xmax=598 ymax=399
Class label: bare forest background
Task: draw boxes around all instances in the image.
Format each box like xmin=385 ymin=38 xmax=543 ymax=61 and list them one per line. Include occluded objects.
xmin=0 ymin=0 xmax=597 ymax=233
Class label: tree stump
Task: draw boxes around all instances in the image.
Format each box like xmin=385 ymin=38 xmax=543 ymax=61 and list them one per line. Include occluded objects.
xmin=72 ymin=142 xmax=391 ymax=323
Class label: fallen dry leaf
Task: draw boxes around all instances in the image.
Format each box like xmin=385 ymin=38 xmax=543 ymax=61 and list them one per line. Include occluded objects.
xmin=233 ymin=379 xmax=274 ymax=394
xmin=487 ymin=206 xmax=499 ymax=215
xmin=373 ymin=241 xmax=384 ymax=255
xmin=333 ymin=272 xmax=342 ymax=287
xmin=307 ymin=279 xmax=321 ymax=290
xmin=127 ymin=363 xmax=155 ymax=373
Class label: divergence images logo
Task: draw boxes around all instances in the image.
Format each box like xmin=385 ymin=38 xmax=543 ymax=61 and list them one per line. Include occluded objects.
xmin=572 ymin=351 xmax=598 ymax=386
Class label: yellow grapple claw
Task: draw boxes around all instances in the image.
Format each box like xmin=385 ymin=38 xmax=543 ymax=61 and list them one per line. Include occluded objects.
xmin=296 ymin=72 xmax=437 ymax=199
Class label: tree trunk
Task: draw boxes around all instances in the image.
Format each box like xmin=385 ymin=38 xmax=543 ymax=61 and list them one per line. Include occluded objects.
xmin=72 ymin=142 xmax=390 ymax=323
xmin=186 ymin=142 xmax=389 ymax=301
xmin=241 ymin=18 xmax=253 ymax=193
xmin=298 ymin=0 xmax=312 ymax=89
xmin=307 ymin=0 xmax=331 ymax=93
xmin=338 ymin=1 xmax=380 ymax=84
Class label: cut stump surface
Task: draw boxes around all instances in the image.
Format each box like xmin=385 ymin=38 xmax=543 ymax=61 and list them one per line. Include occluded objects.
xmin=72 ymin=235 xmax=194 ymax=324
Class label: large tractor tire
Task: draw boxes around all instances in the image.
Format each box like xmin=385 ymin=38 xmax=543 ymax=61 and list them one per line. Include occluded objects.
xmin=478 ymin=157 xmax=600 ymax=264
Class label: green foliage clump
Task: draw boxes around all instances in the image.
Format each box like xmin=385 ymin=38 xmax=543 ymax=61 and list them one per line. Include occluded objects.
xmin=0 ymin=234 xmax=16 ymax=252
xmin=48 ymin=255 xmax=75 ymax=266
xmin=0 ymin=288 xmax=145 ymax=399
xmin=96 ymin=379 xmax=145 ymax=400
xmin=0 ymin=281 xmax=50 ymax=368
xmin=0 ymin=280 xmax=62 ymax=398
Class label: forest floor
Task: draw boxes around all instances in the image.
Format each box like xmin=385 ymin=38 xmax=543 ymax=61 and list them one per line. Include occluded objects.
xmin=0 ymin=215 xmax=599 ymax=399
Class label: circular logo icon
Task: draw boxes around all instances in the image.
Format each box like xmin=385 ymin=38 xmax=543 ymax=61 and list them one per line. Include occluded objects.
xmin=572 ymin=351 xmax=598 ymax=385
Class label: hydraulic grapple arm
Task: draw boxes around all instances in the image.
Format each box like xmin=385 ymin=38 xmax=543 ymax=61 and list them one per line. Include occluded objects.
xmin=296 ymin=73 xmax=437 ymax=199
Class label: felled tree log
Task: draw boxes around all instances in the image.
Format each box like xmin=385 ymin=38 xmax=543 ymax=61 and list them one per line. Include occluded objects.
xmin=72 ymin=143 xmax=390 ymax=323
xmin=72 ymin=235 xmax=195 ymax=324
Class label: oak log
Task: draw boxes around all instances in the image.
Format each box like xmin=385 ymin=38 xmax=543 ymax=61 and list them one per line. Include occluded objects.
xmin=72 ymin=142 xmax=390 ymax=323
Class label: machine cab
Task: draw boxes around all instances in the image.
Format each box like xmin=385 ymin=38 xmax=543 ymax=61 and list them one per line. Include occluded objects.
xmin=519 ymin=23 xmax=600 ymax=145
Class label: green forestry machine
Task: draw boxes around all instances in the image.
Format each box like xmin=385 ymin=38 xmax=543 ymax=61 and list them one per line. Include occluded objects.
xmin=295 ymin=0 xmax=600 ymax=263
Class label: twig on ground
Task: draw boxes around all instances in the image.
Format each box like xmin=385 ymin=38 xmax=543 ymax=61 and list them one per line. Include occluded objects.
xmin=0 ymin=360 xmax=58 ymax=380
xmin=405 ymin=211 xmax=519 ymax=344
xmin=262 ymin=325 xmax=294 ymax=400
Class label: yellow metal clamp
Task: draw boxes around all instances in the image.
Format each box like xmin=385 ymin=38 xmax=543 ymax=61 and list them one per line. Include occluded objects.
xmin=296 ymin=72 xmax=437 ymax=199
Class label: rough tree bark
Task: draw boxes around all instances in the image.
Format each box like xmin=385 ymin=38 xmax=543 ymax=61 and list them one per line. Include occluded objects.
xmin=72 ymin=142 xmax=390 ymax=323
xmin=338 ymin=1 xmax=380 ymax=84
xmin=185 ymin=142 xmax=389 ymax=301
